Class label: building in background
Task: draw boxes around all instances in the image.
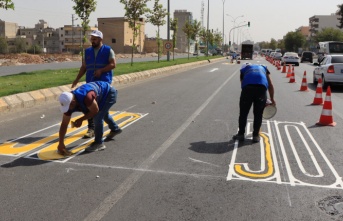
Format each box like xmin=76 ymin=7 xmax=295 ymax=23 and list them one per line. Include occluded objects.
xmin=0 ymin=19 xmax=18 ymax=38
xmin=174 ymin=10 xmax=194 ymax=53
xmin=309 ymin=14 xmax=340 ymax=38
xmin=59 ymin=25 xmax=96 ymax=53
xmin=97 ymin=17 xmax=145 ymax=54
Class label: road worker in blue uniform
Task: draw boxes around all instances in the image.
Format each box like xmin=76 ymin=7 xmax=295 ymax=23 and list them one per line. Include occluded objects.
xmin=57 ymin=81 xmax=122 ymax=155
xmin=71 ymin=30 xmax=116 ymax=139
xmin=233 ymin=63 xmax=276 ymax=143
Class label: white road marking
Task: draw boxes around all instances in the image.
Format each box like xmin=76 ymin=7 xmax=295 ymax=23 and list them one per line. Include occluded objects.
xmin=83 ymin=69 xmax=240 ymax=221
xmin=228 ymin=120 xmax=343 ymax=190
xmin=189 ymin=157 xmax=221 ymax=167
xmin=210 ymin=68 xmax=219 ymax=72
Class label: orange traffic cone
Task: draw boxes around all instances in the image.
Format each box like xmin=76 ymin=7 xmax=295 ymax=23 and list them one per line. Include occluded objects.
xmin=316 ymin=86 xmax=336 ymax=126
xmin=312 ymin=78 xmax=323 ymax=105
xmin=277 ymin=61 xmax=281 ymax=70
xmin=286 ymin=65 xmax=292 ymax=78
xmin=288 ymin=69 xmax=295 ymax=83
xmin=281 ymin=63 xmax=286 ymax=73
xmin=299 ymin=71 xmax=309 ymax=91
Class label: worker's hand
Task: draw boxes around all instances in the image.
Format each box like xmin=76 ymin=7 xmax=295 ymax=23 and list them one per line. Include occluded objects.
xmin=71 ymin=80 xmax=78 ymax=88
xmin=73 ymin=118 xmax=83 ymax=128
xmin=94 ymin=69 xmax=102 ymax=78
xmin=57 ymin=143 xmax=66 ymax=152
xmin=270 ymin=99 xmax=276 ymax=106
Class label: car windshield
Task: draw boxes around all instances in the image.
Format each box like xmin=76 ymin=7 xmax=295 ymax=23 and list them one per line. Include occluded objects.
xmin=275 ymin=53 xmax=282 ymax=56
xmin=331 ymin=56 xmax=343 ymax=63
xmin=285 ymin=53 xmax=297 ymax=57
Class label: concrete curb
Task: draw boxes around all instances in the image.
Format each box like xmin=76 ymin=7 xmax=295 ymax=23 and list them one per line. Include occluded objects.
xmin=0 ymin=57 xmax=226 ymax=114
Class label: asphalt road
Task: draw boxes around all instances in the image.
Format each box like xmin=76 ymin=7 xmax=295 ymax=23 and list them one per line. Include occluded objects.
xmin=1 ymin=58 xmax=343 ymax=221
xmin=0 ymin=53 xmax=194 ymax=76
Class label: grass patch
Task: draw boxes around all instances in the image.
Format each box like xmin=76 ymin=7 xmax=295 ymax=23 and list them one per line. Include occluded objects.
xmin=0 ymin=56 xmax=220 ymax=97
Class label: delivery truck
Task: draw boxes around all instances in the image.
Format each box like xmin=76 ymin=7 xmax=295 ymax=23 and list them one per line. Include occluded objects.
xmin=241 ymin=43 xmax=254 ymax=60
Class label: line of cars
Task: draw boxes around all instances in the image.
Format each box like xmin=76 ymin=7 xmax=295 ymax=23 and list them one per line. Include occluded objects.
xmin=268 ymin=51 xmax=314 ymax=66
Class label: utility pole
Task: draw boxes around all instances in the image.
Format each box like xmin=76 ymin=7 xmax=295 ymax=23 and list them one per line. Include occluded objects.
xmin=222 ymin=0 xmax=225 ymax=54
xmin=71 ymin=14 xmax=78 ymax=54
xmin=72 ymin=14 xmax=74 ymax=53
xmin=167 ymin=0 xmax=170 ymax=61
xmin=206 ymin=0 xmax=209 ymax=56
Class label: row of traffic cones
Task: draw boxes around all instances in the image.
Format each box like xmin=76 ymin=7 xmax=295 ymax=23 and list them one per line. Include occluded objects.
xmin=275 ymin=62 xmax=335 ymax=126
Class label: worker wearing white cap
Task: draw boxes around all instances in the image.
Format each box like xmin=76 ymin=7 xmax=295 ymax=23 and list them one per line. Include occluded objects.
xmin=232 ymin=63 xmax=276 ymax=143
xmin=71 ymin=29 xmax=116 ymax=139
xmin=57 ymin=81 xmax=121 ymax=155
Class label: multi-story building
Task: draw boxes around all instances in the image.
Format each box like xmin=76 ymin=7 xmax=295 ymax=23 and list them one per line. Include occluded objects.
xmin=97 ymin=17 xmax=145 ymax=54
xmin=59 ymin=25 xmax=96 ymax=53
xmin=17 ymin=20 xmax=60 ymax=53
xmin=174 ymin=10 xmax=194 ymax=53
xmin=309 ymin=14 xmax=340 ymax=38
xmin=0 ymin=19 xmax=18 ymax=38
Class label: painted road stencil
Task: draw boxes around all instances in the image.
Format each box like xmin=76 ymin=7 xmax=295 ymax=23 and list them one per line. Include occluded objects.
xmin=227 ymin=120 xmax=343 ymax=190
xmin=0 ymin=111 xmax=147 ymax=162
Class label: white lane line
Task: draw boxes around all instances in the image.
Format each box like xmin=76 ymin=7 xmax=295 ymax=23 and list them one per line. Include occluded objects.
xmin=189 ymin=157 xmax=221 ymax=167
xmin=83 ymin=69 xmax=240 ymax=221
xmin=209 ymin=68 xmax=219 ymax=72
xmin=62 ymin=161 xmax=225 ymax=179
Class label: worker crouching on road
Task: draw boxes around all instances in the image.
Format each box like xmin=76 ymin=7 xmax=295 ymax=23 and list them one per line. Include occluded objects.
xmin=57 ymin=81 xmax=122 ymax=156
xmin=232 ymin=63 xmax=275 ymax=143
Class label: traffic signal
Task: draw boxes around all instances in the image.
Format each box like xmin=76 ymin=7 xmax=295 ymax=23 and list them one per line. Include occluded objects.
xmin=248 ymin=21 xmax=250 ymax=27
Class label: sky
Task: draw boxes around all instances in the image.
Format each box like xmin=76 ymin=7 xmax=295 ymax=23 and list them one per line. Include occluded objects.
xmin=1 ymin=0 xmax=342 ymax=43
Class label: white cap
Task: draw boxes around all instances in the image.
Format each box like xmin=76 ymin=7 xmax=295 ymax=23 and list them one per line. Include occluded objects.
xmin=240 ymin=62 xmax=252 ymax=70
xmin=59 ymin=92 xmax=73 ymax=113
xmin=90 ymin=30 xmax=103 ymax=39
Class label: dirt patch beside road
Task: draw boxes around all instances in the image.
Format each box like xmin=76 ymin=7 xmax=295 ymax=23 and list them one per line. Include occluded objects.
xmin=0 ymin=52 xmax=164 ymax=66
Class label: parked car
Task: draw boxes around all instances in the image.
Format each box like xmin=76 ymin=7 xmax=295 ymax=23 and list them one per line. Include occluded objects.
xmin=301 ymin=51 xmax=313 ymax=63
xmin=269 ymin=52 xmax=276 ymax=59
xmin=281 ymin=52 xmax=300 ymax=66
xmin=313 ymin=54 xmax=343 ymax=88
xmin=273 ymin=52 xmax=283 ymax=60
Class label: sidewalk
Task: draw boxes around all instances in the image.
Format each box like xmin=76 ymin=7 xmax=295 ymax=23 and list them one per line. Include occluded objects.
xmin=0 ymin=57 xmax=226 ymax=114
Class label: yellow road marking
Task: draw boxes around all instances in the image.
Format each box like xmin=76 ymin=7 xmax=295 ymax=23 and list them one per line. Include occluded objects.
xmin=234 ymin=133 xmax=274 ymax=178
xmin=37 ymin=112 xmax=143 ymax=160
xmin=0 ymin=115 xmax=88 ymax=155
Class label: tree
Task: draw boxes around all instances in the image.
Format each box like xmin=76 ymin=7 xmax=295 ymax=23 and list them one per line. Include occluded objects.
xmin=0 ymin=0 xmax=14 ymax=10
xmin=72 ymin=0 xmax=97 ymax=56
xmin=269 ymin=38 xmax=277 ymax=50
xmin=314 ymin=27 xmax=343 ymax=42
xmin=336 ymin=4 xmax=343 ymax=29
xmin=27 ymin=44 xmax=43 ymax=54
xmin=182 ymin=20 xmax=194 ymax=60
xmin=284 ymin=31 xmax=305 ymax=52
xmin=213 ymin=31 xmax=222 ymax=49
xmin=146 ymin=0 xmax=168 ymax=63
xmin=190 ymin=19 xmax=201 ymax=56
xmin=199 ymin=28 xmax=208 ymax=52
xmin=13 ymin=37 xmax=26 ymax=53
xmin=170 ymin=18 xmax=178 ymax=61
xmin=120 ymin=0 xmax=150 ymax=66
xmin=0 ymin=36 xmax=8 ymax=54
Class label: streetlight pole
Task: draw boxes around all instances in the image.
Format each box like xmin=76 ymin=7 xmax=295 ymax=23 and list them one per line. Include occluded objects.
xmin=167 ymin=0 xmax=170 ymax=61
xmin=206 ymin=0 xmax=209 ymax=56
xmin=226 ymin=14 xmax=244 ymax=48
xmin=222 ymin=0 xmax=225 ymax=54
xmin=40 ymin=29 xmax=45 ymax=53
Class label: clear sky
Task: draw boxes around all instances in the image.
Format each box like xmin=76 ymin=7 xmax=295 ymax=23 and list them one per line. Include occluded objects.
xmin=1 ymin=0 xmax=342 ymax=43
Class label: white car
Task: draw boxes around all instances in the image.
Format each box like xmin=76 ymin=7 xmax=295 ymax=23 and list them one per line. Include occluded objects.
xmin=281 ymin=52 xmax=300 ymax=66
xmin=313 ymin=54 xmax=343 ymax=88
